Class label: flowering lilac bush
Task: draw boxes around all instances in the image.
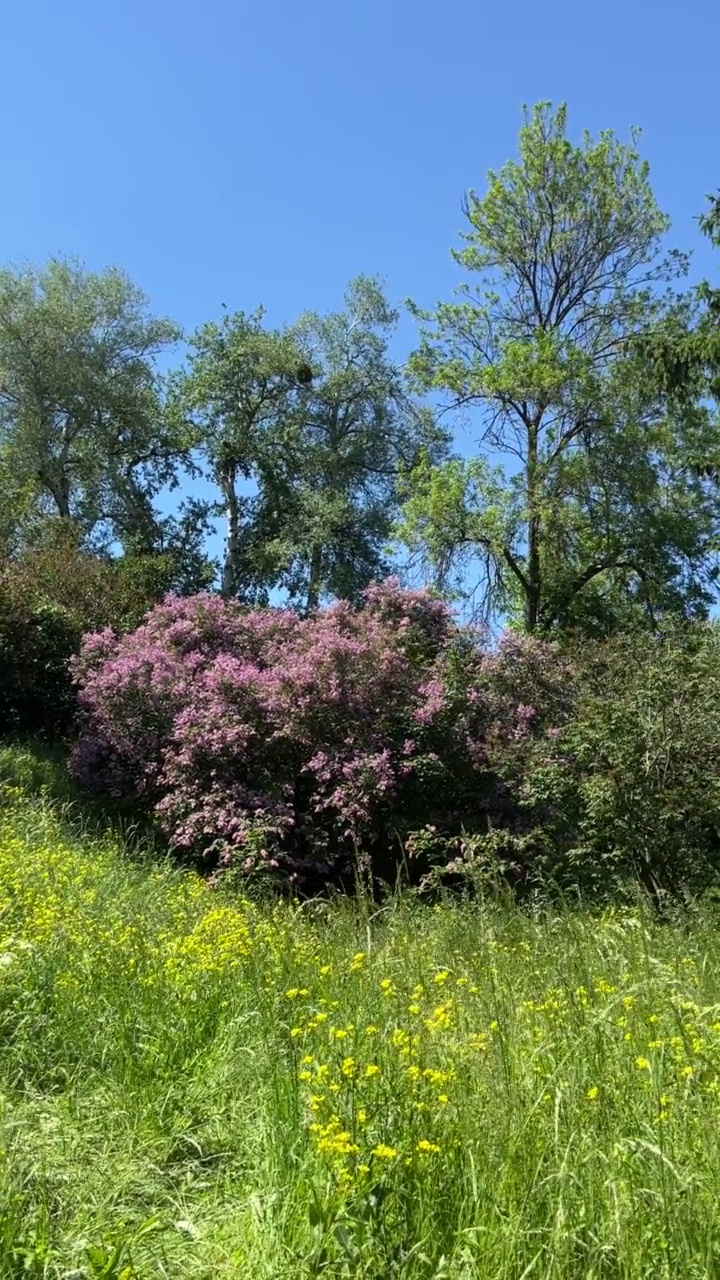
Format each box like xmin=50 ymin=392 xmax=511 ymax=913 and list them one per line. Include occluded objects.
xmin=72 ymin=582 xmax=561 ymax=887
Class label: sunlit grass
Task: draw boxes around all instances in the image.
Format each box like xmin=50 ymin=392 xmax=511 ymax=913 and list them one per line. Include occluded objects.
xmin=2 ymin=760 xmax=720 ymax=1276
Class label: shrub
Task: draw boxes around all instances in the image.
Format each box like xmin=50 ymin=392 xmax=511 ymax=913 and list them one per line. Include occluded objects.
xmin=0 ymin=578 xmax=80 ymax=737
xmin=68 ymin=586 xmax=720 ymax=898
xmin=71 ymin=582 xmax=542 ymax=888
xmin=0 ymin=520 xmax=205 ymax=741
xmin=479 ymin=624 xmax=720 ymax=901
xmin=3 ymin=520 xmax=188 ymax=636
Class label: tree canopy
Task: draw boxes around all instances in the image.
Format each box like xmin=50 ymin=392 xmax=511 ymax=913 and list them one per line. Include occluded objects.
xmin=1 ymin=105 xmax=719 ymax=637
xmin=0 ymin=258 xmax=185 ymax=545
xmin=175 ymin=277 xmax=445 ymax=611
xmin=398 ymin=103 xmax=720 ymax=634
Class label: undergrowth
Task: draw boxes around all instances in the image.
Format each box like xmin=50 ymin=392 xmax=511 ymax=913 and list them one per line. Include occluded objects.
xmin=1 ymin=746 xmax=720 ymax=1276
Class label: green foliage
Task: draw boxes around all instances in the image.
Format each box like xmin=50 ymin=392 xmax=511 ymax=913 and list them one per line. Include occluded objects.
xmin=170 ymin=305 xmax=304 ymax=600
xmin=281 ymin=276 xmax=445 ymax=613
xmin=0 ymin=256 xmax=188 ymax=556
xmin=480 ymin=624 xmax=720 ymax=901
xmin=177 ymin=278 xmax=445 ymax=610
xmin=0 ymin=517 xmax=216 ymax=741
xmin=0 ymin=577 xmax=79 ymax=737
xmin=634 ymin=190 xmax=720 ymax=469
xmin=82 ymin=1216 xmax=162 ymax=1278
xmin=3 ymin=515 xmax=214 ymax=630
xmin=397 ymin=453 xmax=520 ymax=622
xmin=400 ymin=102 xmax=720 ymax=635
xmin=0 ymin=738 xmax=76 ymax=802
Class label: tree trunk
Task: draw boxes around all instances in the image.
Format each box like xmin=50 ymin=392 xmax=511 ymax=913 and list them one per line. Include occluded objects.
xmin=305 ymin=543 xmax=323 ymax=615
xmin=525 ymin=420 xmax=542 ymax=633
xmin=220 ymin=467 xmax=242 ymax=598
xmin=41 ymin=469 xmax=72 ymax=520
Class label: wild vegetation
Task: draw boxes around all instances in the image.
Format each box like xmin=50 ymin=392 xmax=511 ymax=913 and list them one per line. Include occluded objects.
xmin=2 ymin=101 xmax=720 ymax=1276
xmin=3 ymin=760 xmax=720 ymax=1277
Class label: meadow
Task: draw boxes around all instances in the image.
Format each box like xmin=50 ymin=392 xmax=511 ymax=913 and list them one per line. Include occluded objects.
xmin=0 ymin=744 xmax=719 ymax=1278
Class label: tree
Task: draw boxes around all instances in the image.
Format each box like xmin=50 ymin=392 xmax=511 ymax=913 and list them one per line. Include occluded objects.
xmin=268 ymin=276 xmax=444 ymax=614
xmin=635 ymin=191 xmax=720 ymax=450
xmin=171 ymin=307 xmax=309 ymax=600
xmin=0 ymin=256 xmax=189 ymax=555
xmin=398 ymin=103 xmax=720 ymax=635
xmin=177 ymin=279 xmax=446 ymax=611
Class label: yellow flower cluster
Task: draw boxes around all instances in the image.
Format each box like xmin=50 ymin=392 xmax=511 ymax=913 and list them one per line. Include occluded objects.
xmin=0 ymin=815 xmax=269 ymax=1006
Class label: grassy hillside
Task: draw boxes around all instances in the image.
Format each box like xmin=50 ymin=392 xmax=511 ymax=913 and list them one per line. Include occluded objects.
xmin=2 ymin=746 xmax=720 ymax=1277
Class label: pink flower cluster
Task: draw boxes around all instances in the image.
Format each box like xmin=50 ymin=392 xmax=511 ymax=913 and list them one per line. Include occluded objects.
xmin=70 ymin=584 xmax=569 ymax=886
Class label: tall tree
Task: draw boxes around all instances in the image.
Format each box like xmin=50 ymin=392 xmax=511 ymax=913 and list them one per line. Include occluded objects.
xmin=271 ymin=277 xmax=443 ymax=614
xmin=0 ymin=256 xmax=189 ymax=554
xmin=398 ymin=103 xmax=720 ymax=635
xmin=178 ymin=279 xmax=445 ymax=610
xmin=172 ymin=307 xmax=308 ymax=600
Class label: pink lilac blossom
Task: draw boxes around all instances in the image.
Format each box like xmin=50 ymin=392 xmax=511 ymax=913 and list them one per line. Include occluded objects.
xmin=70 ymin=581 xmax=568 ymax=886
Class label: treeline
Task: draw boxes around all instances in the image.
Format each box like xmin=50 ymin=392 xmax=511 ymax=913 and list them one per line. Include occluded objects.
xmin=2 ymin=102 xmax=720 ymax=901
xmin=0 ymin=102 xmax=718 ymax=640
xmin=0 ymin=265 xmax=442 ymax=620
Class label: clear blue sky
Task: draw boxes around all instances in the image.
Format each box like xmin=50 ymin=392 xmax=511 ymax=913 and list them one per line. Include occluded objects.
xmin=3 ymin=0 xmax=718 ymax=329
xmin=2 ymin=0 xmax=719 ymax=580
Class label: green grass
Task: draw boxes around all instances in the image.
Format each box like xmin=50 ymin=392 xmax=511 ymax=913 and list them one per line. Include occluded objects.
xmin=2 ymin=746 xmax=720 ymax=1276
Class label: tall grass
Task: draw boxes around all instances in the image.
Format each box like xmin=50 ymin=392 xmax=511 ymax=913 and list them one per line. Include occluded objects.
xmin=2 ymin=754 xmax=720 ymax=1276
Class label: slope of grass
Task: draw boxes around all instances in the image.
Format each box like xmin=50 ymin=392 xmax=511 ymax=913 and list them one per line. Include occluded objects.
xmin=2 ymin=752 xmax=720 ymax=1276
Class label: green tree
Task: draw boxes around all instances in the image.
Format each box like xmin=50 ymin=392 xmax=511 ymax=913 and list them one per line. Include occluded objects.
xmin=399 ymin=103 xmax=720 ymax=635
xmin=0 ymin=256 xmax=189 ymax=554
xmin=270 ymin=277 xmax=443 ymax=614
xmin=172 ymin=307 xmax=308 ymax=600
xmin=178 ymin=279 xmax=445 ymax=610
xmin=635 ymin=191 xmax=720 ymax=450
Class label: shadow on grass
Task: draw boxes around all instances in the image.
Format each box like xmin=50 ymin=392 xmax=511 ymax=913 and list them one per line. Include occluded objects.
xmin=0 ymin=735 xmax=167 ymax=862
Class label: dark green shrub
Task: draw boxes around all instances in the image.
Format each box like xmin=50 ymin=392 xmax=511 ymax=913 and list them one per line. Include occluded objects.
xmin=481 ymin=624 xmax=720 ymax=901
xmin=0 ymin=520 xmax=205 ymax=740
xmin=0 ymin=582 xmax=80 ymax=737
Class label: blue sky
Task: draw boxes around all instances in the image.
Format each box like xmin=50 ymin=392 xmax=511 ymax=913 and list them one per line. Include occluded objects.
xmin=2 ymin=0 xmax=719 ymax=578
